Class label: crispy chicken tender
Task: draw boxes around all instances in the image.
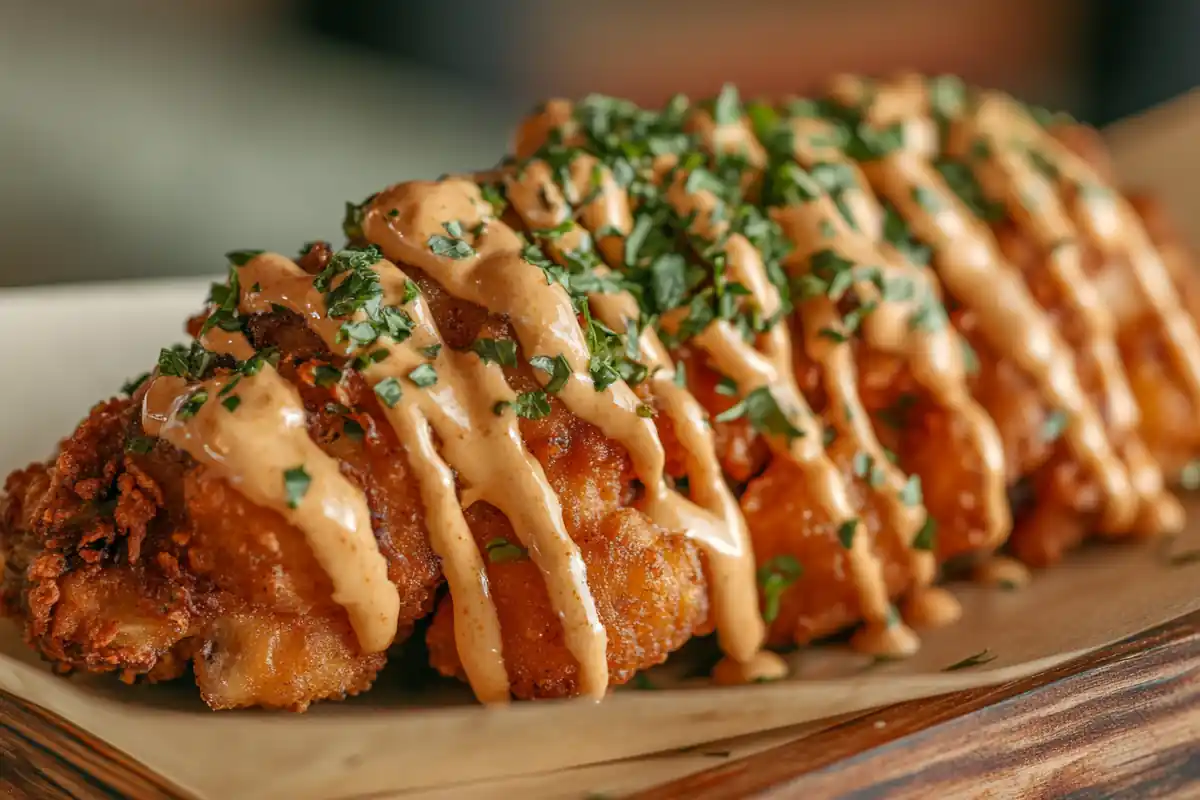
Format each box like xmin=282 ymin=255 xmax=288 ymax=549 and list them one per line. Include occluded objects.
xmin=0 ymin=248 xmax=711 ymax=709
xmin=420 ymin=273 xmax=710 ymax=697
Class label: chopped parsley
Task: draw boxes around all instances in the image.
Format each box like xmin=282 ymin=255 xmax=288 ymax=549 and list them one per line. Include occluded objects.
xmin=877 ymin=393 xmax=918 ymax=430
xmin=912 ymin=516 xmax=937 ymax=551
xmin=882 ymin=203 xmax=932 ymax=267
xmin=343 ymin=418 xmax=366 ymax=441
xmin=1041 ymin=410 xmax=1069 ymax=443
xmin=911 ymin=186 xmax=943 ymax=212
xmin=934 ymin=160 xmax=1005 ymax=222
xmin=419 ymin=343 xmax=442 ymax=359
xmin=225 ymin=249 xmax=263 ymax=267
xmin=407 ymin=363 xmax=438 ymax=388
xmin=341 ymin=194 xmax=375 ymax=240
xmin=1026 ymin=148 xmax=1059 ymax=181
xmin=313 ymin=365 xmax=342 ymax=388
xmin=480 ymin=182 xmax=508 ymax=216
xmin=513 ymin=390 xmax=552 ymax=420
xmin=485 ymin=537 xmax=529 ymax=564
xmin=374 ymin=377 xmax=403 ymax=408
xmin=837 ymin=519 xmax=858 ymax=549
xmin=714 ymin=386 xmax=803 ymax=441
xmin=351 ymin=348 xmax=390 ymax=372
xmin=927 ymin=74 xmax=966 ymax=125
xmin=427 ymin=220 xmax=476 ymax=260
xmin=715 ymin=376 xmax=739 ymax=397
xmin=283 ymin=465 xmax=311 ymax=510
xmin=471 ymin=337 xmax=519 ymax=367
xmin=943 ymin=649 xmax=997 ymax=672
xmin=157 ymin=342 xmax=216 ymax=382
xmin=899 ymin=474 xmax=923 ymax=507
xmin=402 ymin=280 xmax=420 ymax=304
xmin=177 ymin=389 xmax=209 ymax=419
xmin=199 ymin=266 xmax=243 ymax=338
xmin=852 ymin=452 xmax=886 ymax=488
xmin=121 ymin=372 xmax=150 ymax=396
xmin=1180 ymin=459 xmax=1200 ymax=490
xmin=757 ymin=554 xmax=803 ymax=623
xmin=529 ymin=353 xmax=572 ymax=394
xmin=712 ymin=83 xmax=741 ymax=125
xmin=239 ymin=346 xmax=280 ymax=377
xmin=221 ymin=395 xmax=242 ymax=412
xmin=648 ymin=252 xmax=689 ymax=312
xmin=960 ymin=338 xmax=981 ymax=375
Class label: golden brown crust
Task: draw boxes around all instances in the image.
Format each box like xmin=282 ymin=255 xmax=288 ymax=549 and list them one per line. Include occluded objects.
xmin=0 ymin=280 xmax=711 ymax=710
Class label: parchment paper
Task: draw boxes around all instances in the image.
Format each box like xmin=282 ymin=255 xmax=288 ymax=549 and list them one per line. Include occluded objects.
xmin=0 ymin=91 xmax=1197 ymax=800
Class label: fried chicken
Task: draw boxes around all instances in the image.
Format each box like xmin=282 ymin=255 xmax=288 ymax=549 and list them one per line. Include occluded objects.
xmin=3 ymin=75 xmax=1197 ymax=710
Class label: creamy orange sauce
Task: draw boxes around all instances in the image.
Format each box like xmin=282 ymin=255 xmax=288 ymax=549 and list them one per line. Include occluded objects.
xmin=861 ymin=148 xmax=1138 ymax=532
xmin=502 ymin=157 xmax=769 ymax=666
xmin=236 ymin=253 xmax=517 ymax=703
xmin=142 ymin=349 xmax=399 ymax=654
xmin=511 ymin=99 xmax=940 ymax=658
xmin=778 ymin=113 xmax=1009 ymax=541
xmin=956 ymin=91 xmax=1187 ymax=534
xmin=668 ymin=116 xmax=917 ymax=655
xmin=129 ymin=77 xmax=1200 ymax=705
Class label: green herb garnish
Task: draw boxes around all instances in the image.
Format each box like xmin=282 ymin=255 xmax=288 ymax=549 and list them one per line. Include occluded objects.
xmin=407 ymin=363 xmax=438 ymax=388
xmin=714 ymin=386 xmax=803 ymax=441
xmin=283 ymin=465 xmax=311 ymax=510
xmin=485 ymin=536 xmax=529 ymax=564
xmin=374 ymin=377 xmax=403 ymax=408
xmin=513 ymin=390 xmax=552 ymax=420
xmin=837 ymin=519 xmax=858 ymax=549
xmin=428 ymin=221 xmax=476 ymax=260
xmin=913 ymin=516 xmax=937 ymax=551
xmin=471 ymin=337 xmax=519 ymax=367
xmin=530 ymin=354 xmax=572 ymax=394
xmin=757 ymin=554 xmax=803 ymax=623
xmin=1041 ymin=410 xmax=1069 ymax=443
xmin=943 ymin=649 xmax=997 ymax=671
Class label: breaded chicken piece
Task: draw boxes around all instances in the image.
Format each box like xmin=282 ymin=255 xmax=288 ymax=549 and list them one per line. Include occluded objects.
xmin=0 ymin=240 xmax=712 ymax=710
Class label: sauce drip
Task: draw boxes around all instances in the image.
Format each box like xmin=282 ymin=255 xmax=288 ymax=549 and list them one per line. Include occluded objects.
xmin=515 ymin=102 xmax=920 ymax=656
xmin=700 ymin=105 xmax=1004 ymax=626
xmin=956 ymin=91 xmax=1186 ymax=533
xmin=142 ymin=342 xmax=399 ymax=653
xmin=502 ymin=157 xmax=769 ymax=666
xmin=842 ymin=73 xmax=1187 ymax=537
xmin=236 ymin=253 xmax=518 ymax=703
xmin=856 ymin=121 xmax=1139 ymax=532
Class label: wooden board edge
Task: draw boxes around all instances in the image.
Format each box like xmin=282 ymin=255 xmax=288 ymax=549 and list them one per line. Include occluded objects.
xmin=0 ymin=688 xmax=194 ymax=800
xmin=631 ymin=609 xmax=1200 ymax=799
xmin=2 ymin=611 xmax=1198 ymax=799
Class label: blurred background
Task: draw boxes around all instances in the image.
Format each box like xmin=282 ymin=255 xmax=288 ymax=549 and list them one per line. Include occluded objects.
xmin=1 ymin=0 xmax=1196 ymax=287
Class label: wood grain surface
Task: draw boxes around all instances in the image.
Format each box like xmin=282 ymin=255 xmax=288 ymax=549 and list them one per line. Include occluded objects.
xmin=1 ymin=611 xmax=1198 ymax=799
xmin=634 ymin=610 xmax=1200 ymax=799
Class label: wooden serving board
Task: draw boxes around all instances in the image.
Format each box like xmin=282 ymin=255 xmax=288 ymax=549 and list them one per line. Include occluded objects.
xmin=2 ymin=610 xmax=1197 ymax=799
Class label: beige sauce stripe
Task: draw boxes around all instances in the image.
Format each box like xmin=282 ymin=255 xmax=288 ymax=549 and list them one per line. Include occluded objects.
xmin=700 ymin=109 xmax=962 ymax=607
xmin=237 ymin=252 xmax=605 ymax=702
xmin=982 ymin=92 xmax=1200 ymax=417
xmin=777 ymin=113 xmax=1011 ymax=551
xmin=141 ymin=348 xmax=399 ymax=654
xmin=515 ymin=102 xmax=919 ymax=656
xmin=502 ymin=156 xmax=769 ymax=667
xmin=361 ymin=189 xmax=629 ymax=698
xmin=860 ymin=148 xmax=1138 ymax=532
xmin=951 ymin=93 xmax=1180 ymax=533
